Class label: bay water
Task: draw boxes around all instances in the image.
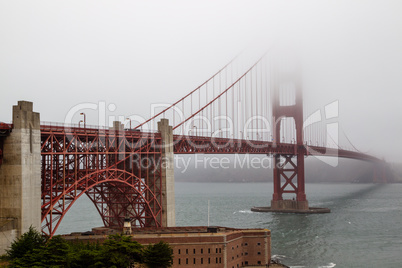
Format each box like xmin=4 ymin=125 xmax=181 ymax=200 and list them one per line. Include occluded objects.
xmin=57 ymin=182 xmax=402 ymax=267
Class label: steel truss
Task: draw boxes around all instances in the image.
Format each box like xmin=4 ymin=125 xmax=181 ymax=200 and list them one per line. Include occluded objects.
xmin=40 ymin=126 xmax=163 ymax=237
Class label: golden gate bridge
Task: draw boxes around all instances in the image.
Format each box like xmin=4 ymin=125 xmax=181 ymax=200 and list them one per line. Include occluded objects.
xmin=0 ymin=52 xmax=389 ymax=237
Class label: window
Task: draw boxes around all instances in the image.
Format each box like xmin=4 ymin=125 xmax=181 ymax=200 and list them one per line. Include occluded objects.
xmin=216 ymin=248 xmax=218 ymax=253
xmin=232 ymin=246 xmax=234 ymax=250
xmin=178 ymin=259 xmax=181 ymax=265
xmin=216 ymin=257 xmax=218 ymax=263
xmin=245 ymin=252 xmax=248 ymax=256
xmin=193 ymin=249 xmax=196 ymax=254
xmin=257 ymin=252 xmax=261 ymax=255
xmin=257 ymin=242 xmax=261 ymax=246
xmin=186 ymin=249 xmax=188 ymax=254
xmin=245 ymin=261 xmax=249 ymax=265
xmin=193 ymin=258 xmax=196 ymax=264
xmin=232 ymin=256 xmax=234 ymax=260
xmin=208 ymin=258 xmax=211 ymax=264
xmin=219 ymin=248 xmax=222 ymax=253
xmin=208 ymin=248 xmax=211 ymax=254
xmin=178 ymin=249 xmax=181 ymax=254
xmin=186 ymin=258 xmax=188 ymax=264
xmin=219 ymin=257 xmax=222 ymax=263
xmin=237 ymin=245 xmax=239 ymax=248
xmin=244 ymin=243 xmax=248 ymax=246
xmin=201 ymin=249 xmax=203 ymax=254
xmin=201 ymin=258 xmax=203 ymax=264
xmin=258 ymin=261 xmax=261 ymax=265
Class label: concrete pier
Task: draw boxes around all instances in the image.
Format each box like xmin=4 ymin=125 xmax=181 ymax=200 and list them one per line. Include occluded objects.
xmin=271 ymin=199 xmax=309 ymax=211
xmin=251 ymin=199 xmax=330 ymax=214
xmin=0 ymin=101 xmax=41 ymax=254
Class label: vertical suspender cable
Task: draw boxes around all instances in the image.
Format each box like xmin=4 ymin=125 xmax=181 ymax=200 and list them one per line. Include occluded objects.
xmin=256 ymin=64 xmax=259 ymax=139
xmin=260 ymin=62 xmax=263 ymax=140
xmin=226 ymin=67 xmax=228 ymax=138
xmin=232 ymin=64 xmax=235 ymax=137
xmin=212 ymin=77 xmax=215 ymax=136
xmin=250 ymin=70 xmax=253 ymax=140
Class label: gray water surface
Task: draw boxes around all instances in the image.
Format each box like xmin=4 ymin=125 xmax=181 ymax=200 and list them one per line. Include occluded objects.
xmin=58 ymin=182 xmax=402 ymax=267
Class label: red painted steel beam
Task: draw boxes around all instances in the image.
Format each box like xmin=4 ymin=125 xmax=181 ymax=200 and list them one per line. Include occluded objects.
xmin=39 ymin=124 xmax=163 ymax=237
xmin=172 ymin=135 xmax=381 ymax=162
xmin=37 ymin=123 xmax=384 ymax=236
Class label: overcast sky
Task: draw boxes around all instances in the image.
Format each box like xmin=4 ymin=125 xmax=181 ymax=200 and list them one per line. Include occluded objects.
xmin=1 ymin=0 xmax=401 ymax=162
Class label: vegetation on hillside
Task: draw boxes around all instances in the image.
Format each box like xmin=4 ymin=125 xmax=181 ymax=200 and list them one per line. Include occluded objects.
xmin=3 ymin=227 xmax=173 ymax=268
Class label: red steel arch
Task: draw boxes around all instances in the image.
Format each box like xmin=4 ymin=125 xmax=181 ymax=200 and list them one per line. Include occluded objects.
xmin=40 ymin=124 xmax=164 ymax=237
xmin=41 ymin=168 xmax=162 ymax=237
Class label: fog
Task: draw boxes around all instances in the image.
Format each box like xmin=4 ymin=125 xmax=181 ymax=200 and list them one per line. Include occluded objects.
xmin=1 ymin=0 xmax=401 ymax=162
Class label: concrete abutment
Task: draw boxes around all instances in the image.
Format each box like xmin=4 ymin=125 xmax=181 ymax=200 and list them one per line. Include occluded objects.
xmin=0 ymin=101 xmax=41 ymax=254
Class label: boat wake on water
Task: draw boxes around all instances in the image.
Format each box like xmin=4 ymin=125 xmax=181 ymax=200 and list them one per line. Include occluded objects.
xmin=319 ymin=263 xmax=336 ymax=268
xmin=236 ymin=209 xmax=253 ymax=214
xmin=288 ymin=263 xmax=336 ymax=268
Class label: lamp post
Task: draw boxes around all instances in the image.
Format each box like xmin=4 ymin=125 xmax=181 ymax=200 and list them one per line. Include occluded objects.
xmin=80 ymin=112 xmax=86 ymax=128
xmin=78 ymin=120 xmax=83 ymax=128
xmin=123 ymin=217 xmax=132 ymax=235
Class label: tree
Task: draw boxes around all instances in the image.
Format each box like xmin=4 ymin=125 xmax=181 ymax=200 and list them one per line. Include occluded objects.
xmin=6 ymin=226 xmax=46 ymax=261
xmin=94 ymin=234 xmax=144 ymax=268
xmin=39 ymin=236 xmax=71 ymax=267
xmin=6 ymin=229 xmax=172 ymax=268
xmin=70 ymin=248 xmax=100 ymax=268
xmin=69 ymin=241 xmax=101 ymax=268
xmin=10 ymin=235 xmax=71 ymax=267
xmin=143 ymin=241 xmax=173 ymax=268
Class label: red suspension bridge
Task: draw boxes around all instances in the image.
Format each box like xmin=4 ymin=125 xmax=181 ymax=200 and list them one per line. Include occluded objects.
xmin=0 ymin=52 xmax=389 ymax=237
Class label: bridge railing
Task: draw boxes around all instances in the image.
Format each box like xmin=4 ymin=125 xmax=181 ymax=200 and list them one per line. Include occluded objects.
xmin=40 ymin=121 xmax=109 ymax=130
xmin=39 ymin=121 xmax=159 ymax=133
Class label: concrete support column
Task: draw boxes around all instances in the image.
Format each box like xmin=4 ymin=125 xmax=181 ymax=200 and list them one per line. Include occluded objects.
xmin=0 ymin=101 xmax=41 ymax=252
xmin=158 ymin=119 xmax=175 ymax=227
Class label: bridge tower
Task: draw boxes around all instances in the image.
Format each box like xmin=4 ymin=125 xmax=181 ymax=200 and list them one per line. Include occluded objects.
xmin=271 ymin=69 xmax=309 ymax=211
xmin=158 ymin=119 xmax=175 ymax=227
xmin=0 ymin=101 xmax=41 ymax=254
